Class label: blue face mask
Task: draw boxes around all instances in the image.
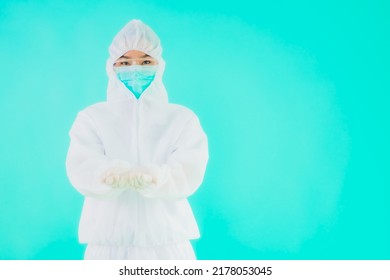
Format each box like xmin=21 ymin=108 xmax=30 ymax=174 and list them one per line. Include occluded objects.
xmin=114 ymin=65 xmax=157 ymax=99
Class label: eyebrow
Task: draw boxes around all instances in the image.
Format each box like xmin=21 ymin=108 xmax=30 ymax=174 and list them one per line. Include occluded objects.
xmin=120 ymin=54 xmax=152 ymax=59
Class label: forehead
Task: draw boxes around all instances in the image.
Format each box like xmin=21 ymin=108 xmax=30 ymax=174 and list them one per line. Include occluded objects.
xmin=120 ymin=50 xmax=151 ymax=58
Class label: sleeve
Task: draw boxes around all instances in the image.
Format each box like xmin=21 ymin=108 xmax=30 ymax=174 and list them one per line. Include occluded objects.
xmin=65 ymin=111 xmax=131 ymax=199
xmin=138 ymin=114 xmax=209 ymax=200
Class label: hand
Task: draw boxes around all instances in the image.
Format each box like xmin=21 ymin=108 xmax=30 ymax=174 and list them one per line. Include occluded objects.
xmin=100 ymin=162 xmax=160 ymax=192
xmin=126 ymin=172 xmax=154 ymax=190
xmin=101 ymin=164 xmax=130 ymax=189
xmin=134 ymin=164 xmax=165 ymax=197
xmin=102 ymin=169 xmax=154 ymax=190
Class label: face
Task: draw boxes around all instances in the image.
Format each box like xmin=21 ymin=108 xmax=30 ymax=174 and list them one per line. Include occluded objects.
xmin=113 ymin=50 xmax=158 ymax=67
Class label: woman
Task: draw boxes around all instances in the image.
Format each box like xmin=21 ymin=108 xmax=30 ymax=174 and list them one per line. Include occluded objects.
xmin=65 ymin=19 xmax=208 ymax=260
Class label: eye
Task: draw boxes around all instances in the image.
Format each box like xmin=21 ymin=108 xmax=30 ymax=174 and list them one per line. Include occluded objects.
xmin=142 ymin=60 xmax=151 ymax=65
xmin=120 ymin=61 xmax=129 ymax=65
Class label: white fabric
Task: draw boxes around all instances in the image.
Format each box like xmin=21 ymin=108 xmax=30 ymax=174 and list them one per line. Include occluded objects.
xmin=65 ymin=19 xmax=208 ymax=258
xmin=84 ymin=241 xmax=196 ymax=260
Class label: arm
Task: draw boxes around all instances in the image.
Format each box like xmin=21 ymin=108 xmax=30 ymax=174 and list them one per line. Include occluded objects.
xmin=138 ymin=115 xmax=209 ymax=200
xmin=65 ymin=111 xmax=131 ymax=199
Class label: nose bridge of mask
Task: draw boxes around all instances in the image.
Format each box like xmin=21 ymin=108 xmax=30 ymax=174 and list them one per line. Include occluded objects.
xmin=114 ymin=65 xmax=157 ymax=99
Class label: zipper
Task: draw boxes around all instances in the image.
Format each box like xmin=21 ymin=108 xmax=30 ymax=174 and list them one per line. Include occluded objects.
xmin=134 ymin=99 xmax=140 ymax=244
xmin=135 ymin=101 xmax=140 ymax=164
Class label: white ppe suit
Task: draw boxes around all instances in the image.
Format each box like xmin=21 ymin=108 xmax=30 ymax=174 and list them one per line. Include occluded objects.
xmin=65 ymin=20 xmax=209 ymax=260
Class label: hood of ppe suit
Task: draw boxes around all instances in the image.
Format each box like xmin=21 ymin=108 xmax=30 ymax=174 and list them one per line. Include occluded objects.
xmin=106 ymin=19 xmax=168 ymax=103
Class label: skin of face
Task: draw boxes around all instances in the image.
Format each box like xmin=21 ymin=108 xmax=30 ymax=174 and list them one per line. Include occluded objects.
xmin=113 ymin=50 xmax=158 ymax=67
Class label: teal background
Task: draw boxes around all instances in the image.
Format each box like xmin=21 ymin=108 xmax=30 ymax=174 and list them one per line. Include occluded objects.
xmin=0 ymin=0 xmax=389 ymax=259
